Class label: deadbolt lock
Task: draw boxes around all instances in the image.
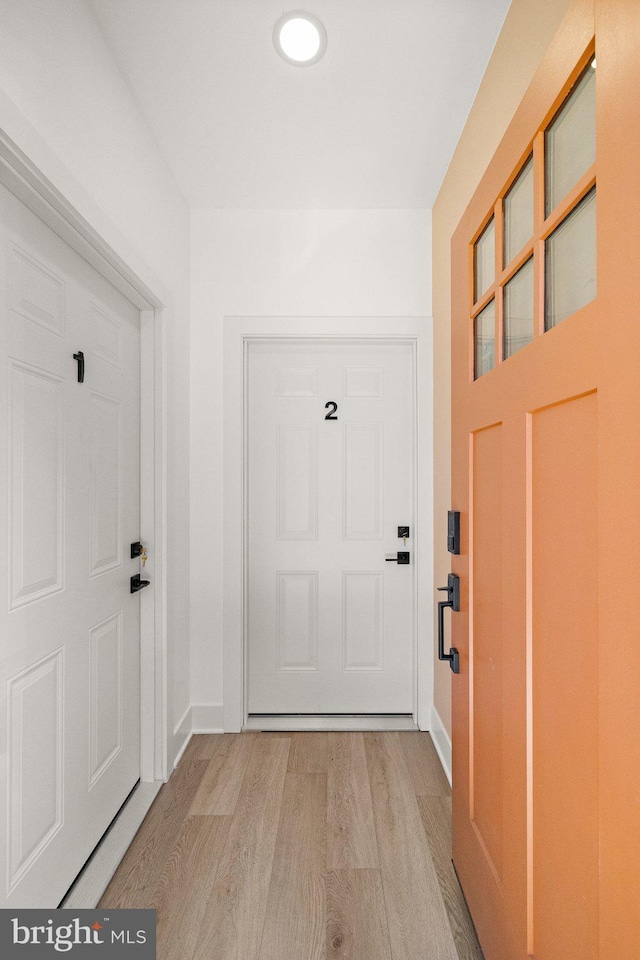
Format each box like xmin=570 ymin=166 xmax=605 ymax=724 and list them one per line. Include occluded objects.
xmin=131 ymin=541 xmax=148 ymax=567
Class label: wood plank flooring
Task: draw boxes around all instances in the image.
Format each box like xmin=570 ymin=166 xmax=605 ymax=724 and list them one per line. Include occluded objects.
xmin=100 ymin=732 xmax=484 ymax=960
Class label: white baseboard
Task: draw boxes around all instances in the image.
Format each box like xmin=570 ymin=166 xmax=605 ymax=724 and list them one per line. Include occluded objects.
xmin=429 ymin=704 xmax=452 ymax=787
xmin=60 ymin=780 xmax=162 ymax=908
xmin=172 ymin=703 xmax=224 ymax=771
xmin=191 ymin=702 xmax=224 ymax=733
xmin=172 ymin=705 xmax=193 ymax=768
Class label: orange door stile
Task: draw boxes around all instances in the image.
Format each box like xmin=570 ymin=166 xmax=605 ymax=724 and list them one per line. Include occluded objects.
xmin=450 ymin=1 xmax=640 ymax=959
xmin=596 ymin=1 xmax=640 ymax=955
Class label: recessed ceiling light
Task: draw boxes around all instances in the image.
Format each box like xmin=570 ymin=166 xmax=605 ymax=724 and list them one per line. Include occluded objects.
xmin=273 ymin=11 xmax=327 ymax=66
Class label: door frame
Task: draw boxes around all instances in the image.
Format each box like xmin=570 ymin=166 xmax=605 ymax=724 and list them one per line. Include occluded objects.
xmin=223 ymin=315 xmax=434 ymax=732
xmin=0 ymin=126 xmax=169 ymax=785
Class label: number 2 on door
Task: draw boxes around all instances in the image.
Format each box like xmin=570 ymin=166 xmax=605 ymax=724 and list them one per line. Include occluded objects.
xmin=325 ymin=401 xmax=338 ymax=420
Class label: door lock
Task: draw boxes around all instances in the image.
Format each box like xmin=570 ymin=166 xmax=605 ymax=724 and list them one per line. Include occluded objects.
xmin=131 ymin=541 xmax=148 ymax=566
xmin=386 ymin=552 xmax=410 ymax=564
xmin=447 ymin=511 xmax=460 ymax=555
xmin=131 ymin=542 xmax=150 ymax=592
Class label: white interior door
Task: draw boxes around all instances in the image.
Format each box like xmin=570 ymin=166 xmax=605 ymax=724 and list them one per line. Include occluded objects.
xmin=247 ymin=339 xmax=415 ymax=715
xmin=0 ymin=182 xmax=142 ymax=907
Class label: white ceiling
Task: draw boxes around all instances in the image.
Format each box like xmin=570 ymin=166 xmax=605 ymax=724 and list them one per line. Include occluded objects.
xmin=89 ymin=0 xmax=511 ymax=209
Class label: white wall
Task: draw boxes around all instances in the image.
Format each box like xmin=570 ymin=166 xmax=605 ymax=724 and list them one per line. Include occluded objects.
xmin=0 ymin=0 xmax=191 ymax=763
xmin=190 ymin=208 xmax=431 ymax=722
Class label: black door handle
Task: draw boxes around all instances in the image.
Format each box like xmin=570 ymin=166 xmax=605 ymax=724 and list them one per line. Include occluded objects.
xmin=386 ymin=552 xmax=410 ymax=564
xmin=437 ymin=573 xmax=460 ymax=673
xmin=130 ymin=574 xmax=150 ymax=594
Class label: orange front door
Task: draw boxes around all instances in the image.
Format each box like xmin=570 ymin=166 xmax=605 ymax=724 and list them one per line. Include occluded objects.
xmin=450 ymin=2 xmax=640 ymax=958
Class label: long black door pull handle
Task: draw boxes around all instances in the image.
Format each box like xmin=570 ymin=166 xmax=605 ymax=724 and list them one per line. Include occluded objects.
xmin=437 ymin=574 xmax=460 ymax=674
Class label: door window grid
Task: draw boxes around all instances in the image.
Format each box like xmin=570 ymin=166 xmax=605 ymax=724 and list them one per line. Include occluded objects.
xmin=470 ymin=51 xmax=596 ymax=380
xmin=474 ymin=216 xmax=496 ymax=302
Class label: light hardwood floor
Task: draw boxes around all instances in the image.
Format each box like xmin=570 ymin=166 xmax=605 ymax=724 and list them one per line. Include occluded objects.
xmin=100 ymin=732 xmax=484 ymax=960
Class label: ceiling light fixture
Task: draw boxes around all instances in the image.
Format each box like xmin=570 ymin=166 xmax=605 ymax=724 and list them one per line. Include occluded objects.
xmin=273 ymin=11 xmax=327 ymax=66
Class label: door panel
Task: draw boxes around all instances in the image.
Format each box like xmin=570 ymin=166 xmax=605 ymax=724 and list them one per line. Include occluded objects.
xmin=531 ymin=393 xmax=598 ymax=960
xmin=89 ymin=391 xmax=123 ymax=576
xmin=247 ymin=340 xmax=415 ymax=715
xmin=343 ymin=571 xmax=384 ymax=671
xmin=89 ymin=612 xmax=124 ymax=787
xmin=450 ymin=1 xmax=640 ymax=958
xmin=8 ymin=649 xmax=64 ymax=896
xmin=471 ymin=423 xmax=504 ymax=886
xmin=343 ymin=422 xmax=383 ymax=539
xmin=9 ymin=362 xmax=64 ymax=606
xmin=276 ymin=571 xmax=318 ymax=671
xmin=0 ymin=181 xmax=141 ymax=907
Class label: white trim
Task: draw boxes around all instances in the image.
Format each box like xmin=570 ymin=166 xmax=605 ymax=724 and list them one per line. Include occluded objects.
xmin=140 ymin=306 xmax=169 ymax=782
xmin=0 ymin=126 xmax=165 ymax=310
xmin=245 ymin=715 xmax=418 ymax=732
xmin=192 ymin=703 xmax=225 ymax=733
xmin=173 ymin=732 xmax=192 ymax=768
xmin=172 ymin=703 xmax=225 ymax=766
xmin=223 ymin=316 xmax=434 ymax=733
xmin=416 ymin=321 xmax=434 ymax=731
xmin=59 ymin=781 xmax=162 ymax=909
xmin=172 ymin=705 xmax=193 ymax=767
xmin=0 ymin=131 xmax=169 ymax=783
xmin=429 ymin=704 xmax=453 ymax=787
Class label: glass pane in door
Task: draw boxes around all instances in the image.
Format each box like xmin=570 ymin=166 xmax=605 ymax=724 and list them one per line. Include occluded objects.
xmin=504 ymin=156 xmax=534 ymax=265
xmin=474 ymin=299 xmax=496 ymax=378
xmin=474 ymin=218 xmax=495 ymax=300
xmin=545 ymin=189 xmax=596 ymax=329
xmin=504 ymin=257 xmax=534 ymax=358
xmin=545 ymin=61 xmax=596 ymax=215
